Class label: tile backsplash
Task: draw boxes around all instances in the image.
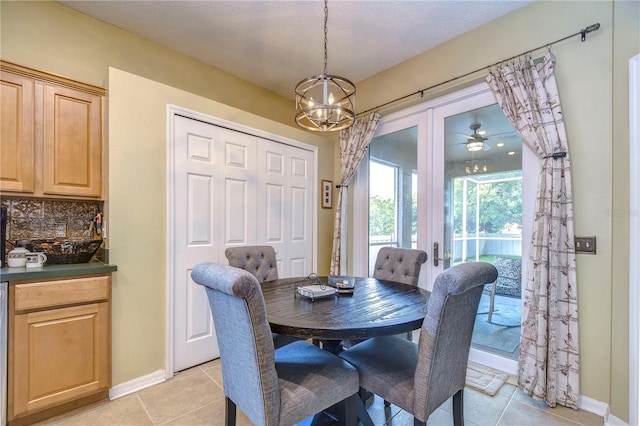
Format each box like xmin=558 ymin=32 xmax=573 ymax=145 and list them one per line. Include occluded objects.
xmin=1 ymin=197 xmax=103 ymax=242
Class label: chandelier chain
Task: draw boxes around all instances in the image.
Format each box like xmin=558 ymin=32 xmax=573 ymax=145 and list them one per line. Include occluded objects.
xmin=323 ymin=0 xmax=328 ymax=75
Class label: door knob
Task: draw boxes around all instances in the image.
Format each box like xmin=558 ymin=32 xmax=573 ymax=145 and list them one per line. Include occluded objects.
xmin=433 ymin=242 xmax=450 ymax=267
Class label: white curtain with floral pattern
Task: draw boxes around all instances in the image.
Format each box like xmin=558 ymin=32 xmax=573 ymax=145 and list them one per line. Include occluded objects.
xmin=330 ymin=113 xmax=381 ymax=275
xmin=486 ymin=53 xmax=580 ymax=409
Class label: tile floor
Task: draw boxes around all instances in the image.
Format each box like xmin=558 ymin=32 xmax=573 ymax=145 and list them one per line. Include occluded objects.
xmin=41 ymin=359 xmax=604 ymax=426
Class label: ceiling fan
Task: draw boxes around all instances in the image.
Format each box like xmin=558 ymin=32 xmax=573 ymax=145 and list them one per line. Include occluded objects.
xmin=459 ymin=123 xmax=490 ymax=152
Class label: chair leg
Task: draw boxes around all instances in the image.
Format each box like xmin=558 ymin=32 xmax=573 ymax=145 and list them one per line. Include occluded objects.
xmin=452 ymin=389 xmax=464 ymax=426
xmin=356 ymin=388 xmax=375 ymax=426
xmin=225 ymin=397 xmax=236 ymax=426
xmin=487 ymin=282 xmax=497 ymax=323
xmin=414 ymin=418 xmax=426 ymax=426
xmin=337 ymin=393 xmax=358 ymax=426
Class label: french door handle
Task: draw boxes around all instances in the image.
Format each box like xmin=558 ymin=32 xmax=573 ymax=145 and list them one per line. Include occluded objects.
xmin=433 ymin=242 xmax=447 ymax=267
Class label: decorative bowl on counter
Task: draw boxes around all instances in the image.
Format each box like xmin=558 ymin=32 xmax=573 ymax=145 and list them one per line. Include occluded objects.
xmin=25 ymin=238 xmax=103 ymax=264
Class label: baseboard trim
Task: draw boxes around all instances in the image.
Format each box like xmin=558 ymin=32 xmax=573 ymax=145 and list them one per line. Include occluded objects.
xmin=580 ymin=395 xmax=629 ymax=426
xmin=580 ymin=395 xmax=609 ymax=418
xmin=605 ymin=413 xmax=628 ymax=426
xmin=108 ymin=370 xmax=166 ymax=400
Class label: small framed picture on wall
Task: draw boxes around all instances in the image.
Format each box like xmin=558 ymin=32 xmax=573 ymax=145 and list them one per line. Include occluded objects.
xmin=321 ymin=180 xmax=333 ymax=209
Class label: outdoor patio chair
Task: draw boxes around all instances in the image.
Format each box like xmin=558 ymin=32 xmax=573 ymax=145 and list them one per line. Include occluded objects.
xmin=485 ymin=257 xmax=521 ymax=324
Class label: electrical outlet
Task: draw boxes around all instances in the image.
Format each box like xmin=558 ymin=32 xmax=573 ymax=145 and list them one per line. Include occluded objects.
xmin=55 ymin=223 xmax=67 ymax=238
xmin=575 ymin=236 xmax=596 ymax=254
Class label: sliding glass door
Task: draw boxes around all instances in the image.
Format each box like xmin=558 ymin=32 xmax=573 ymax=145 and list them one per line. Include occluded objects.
xmin=354 ymin=83 xmax=535 ymax=373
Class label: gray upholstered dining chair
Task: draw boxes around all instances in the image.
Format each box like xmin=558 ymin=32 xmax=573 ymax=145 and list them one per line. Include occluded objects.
xmin=225 ymin=245 xmax=279 ymax=282
xmin=342 ymin=247 xmax=429 ymax=357
xmin=372 ymin=246 xmax=428 ymax=286
xmin=339 ymin=262 xmax=498 ymax=426
xmin=355 ymin=246 xmax=428 ymax=346
xmin=351 ymin=246 xmax=428 ymax=408
xmin=191 ymin=262 xmax=359 ymax=426
xmin=225 ymin=245 xmax=298 ymax=349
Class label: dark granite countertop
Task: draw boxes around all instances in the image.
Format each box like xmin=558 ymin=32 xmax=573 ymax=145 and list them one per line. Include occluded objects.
xmin=0 ymin=261 xmax=117 ymax=282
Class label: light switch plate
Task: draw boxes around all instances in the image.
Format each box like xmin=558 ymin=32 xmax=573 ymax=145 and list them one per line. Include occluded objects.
xmin=575 ymin=236 xmax=596 ymax=254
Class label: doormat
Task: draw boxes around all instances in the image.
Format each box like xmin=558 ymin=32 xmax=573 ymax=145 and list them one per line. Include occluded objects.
xmin=465 ymin=362 xmax=510 ymax=396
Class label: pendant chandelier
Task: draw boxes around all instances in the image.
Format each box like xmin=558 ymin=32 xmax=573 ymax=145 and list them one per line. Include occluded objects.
xmin=465 ymin=159 xmax=491 ymax=175
xmin=294 ymin=0 xmax=356 ymax=132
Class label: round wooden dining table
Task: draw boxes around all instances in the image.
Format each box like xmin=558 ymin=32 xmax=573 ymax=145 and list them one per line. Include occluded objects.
xmin=260 ymin=276 xmax=430 ymax=342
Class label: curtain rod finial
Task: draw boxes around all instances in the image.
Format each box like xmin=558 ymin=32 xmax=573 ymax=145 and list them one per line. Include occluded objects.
xmin=581 ymin=23 xmax=600 ymax=41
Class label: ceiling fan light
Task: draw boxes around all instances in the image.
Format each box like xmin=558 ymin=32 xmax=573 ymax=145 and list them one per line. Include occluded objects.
xmin=466 ymin=140 xmax=484 ymax=152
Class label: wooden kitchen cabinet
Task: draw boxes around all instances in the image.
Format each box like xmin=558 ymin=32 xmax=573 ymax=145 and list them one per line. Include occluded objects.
xmin=7 ymin=274 xmax=111 ymax=426
xmin=0 ymin=61 xmax=104 ymax=199
xmin=0 ymin=69 xmax=35 ymax=193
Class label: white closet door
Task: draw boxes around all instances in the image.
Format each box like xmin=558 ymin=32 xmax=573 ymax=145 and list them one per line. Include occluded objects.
xmin=171 ymin=114 xmax=315 ymax=372
xmin=173 ymin=116 xmax=221 ymax=371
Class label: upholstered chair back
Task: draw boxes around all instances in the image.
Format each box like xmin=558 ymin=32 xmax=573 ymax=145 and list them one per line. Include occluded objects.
xmin=225 ymin=246 xmax=278 ymax=282
xmin=373 ymin=247 xmax=428 ymax=286
xmin=413 ymin=262 xmax=498 ymax=420
xmin=191 ymin=263 xmax=279 ymax=424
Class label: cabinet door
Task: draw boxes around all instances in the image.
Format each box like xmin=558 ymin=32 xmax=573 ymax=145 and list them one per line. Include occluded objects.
xmin=42 ymin=84 xmax=102 ymax=198
xmin=10 ymin=302 xmax=110 ymax=417
xmin=0 ymin=71 xmax=35 ymax=193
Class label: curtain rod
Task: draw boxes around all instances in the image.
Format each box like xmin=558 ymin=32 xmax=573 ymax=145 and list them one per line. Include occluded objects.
xmin=358 ymin=23 xmax=601 ymax=117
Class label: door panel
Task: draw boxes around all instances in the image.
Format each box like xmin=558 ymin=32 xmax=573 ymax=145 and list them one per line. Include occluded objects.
xmin=187 ymin=174 xmax=212 ymax=245
xmin=0 ymin=71 xmax=34 ymax=193
xmin=173 ymin=116 xmax=220 ymax=371
xmin=42 ymin=84 xmax=102 ymax=197
xmin=186 ymin=269 xmax=213 ymax=340
xmin=224 ymin=178 xmax=249 ymax=244
xmin=221 ymin=130 xmax=257 ymax=246
xmin=264 ymin=183 xmax=284 ymax=243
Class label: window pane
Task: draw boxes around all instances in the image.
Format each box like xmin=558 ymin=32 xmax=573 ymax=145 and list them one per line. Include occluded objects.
xmin=368 ymin=127 xmax=418 ymax=274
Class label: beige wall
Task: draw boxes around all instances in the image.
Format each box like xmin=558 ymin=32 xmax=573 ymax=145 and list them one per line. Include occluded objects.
xmin=353 ymin=1 xmax=638 ymax=421
xmin=2 ymin=0 xmax=638 ymax=421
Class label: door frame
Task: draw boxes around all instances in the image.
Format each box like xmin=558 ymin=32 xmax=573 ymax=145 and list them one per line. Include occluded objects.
xmin=165 ymin=104 xmax=318 ymax=378
xmin=629 ymin=52 xmax=640 ymax=426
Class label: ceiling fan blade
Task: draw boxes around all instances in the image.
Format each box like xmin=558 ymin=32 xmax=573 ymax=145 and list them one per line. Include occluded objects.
xmin=455 ymin=132 xmax=475 ymax=139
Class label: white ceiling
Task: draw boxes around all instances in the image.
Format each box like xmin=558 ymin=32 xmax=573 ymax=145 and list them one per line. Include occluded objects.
xmin=57 ymin=0 xmax=532 ymax=100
